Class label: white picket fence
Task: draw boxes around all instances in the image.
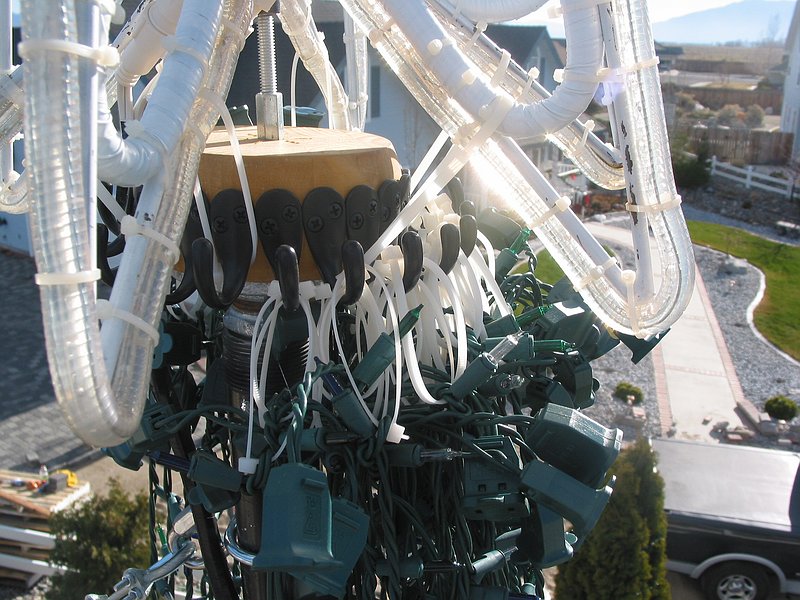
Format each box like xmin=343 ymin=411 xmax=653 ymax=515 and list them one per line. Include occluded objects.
xmin=710 ymin=156 xmax=796 ymax=199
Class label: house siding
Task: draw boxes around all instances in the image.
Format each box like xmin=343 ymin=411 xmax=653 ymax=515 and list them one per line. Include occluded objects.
xmin=781 ymin=4 xmax=800 ymax=162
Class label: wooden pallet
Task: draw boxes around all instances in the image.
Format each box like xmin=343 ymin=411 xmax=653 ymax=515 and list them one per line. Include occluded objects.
xmin=0 ymin=469 xmax=90 ymax=587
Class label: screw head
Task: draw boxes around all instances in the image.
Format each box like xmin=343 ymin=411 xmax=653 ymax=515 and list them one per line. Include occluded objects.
xmin=233 ymin=206 xmax=248 ymax=224
xmin=307 ymin=216 xmax=324 ymax=233
xmin=329 ymin=202 xmax=343 ymax=219
xmin=282 ymin=206 xmax=298 ymax=222
xmin=350 ymin=213 xmax=364 ymax=229
xmin=368 ymin=199 xmax=378 ymax=216
xmin=213 ymin=216 xmax=228 ymax=233
xmin=260 ymin=218 xmax=278 ymax=235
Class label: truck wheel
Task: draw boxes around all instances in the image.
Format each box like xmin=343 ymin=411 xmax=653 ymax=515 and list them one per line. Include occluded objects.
xmin=701 ymin=562 xmax=770 ymax=600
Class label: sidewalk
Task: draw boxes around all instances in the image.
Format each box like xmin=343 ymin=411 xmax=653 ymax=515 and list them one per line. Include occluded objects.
xmin=585 ymin=222 xmax=749 ymax=442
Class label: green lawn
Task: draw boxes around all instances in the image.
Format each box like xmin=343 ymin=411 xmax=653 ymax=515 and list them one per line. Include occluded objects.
xmin=687 ymin=221 xmax=800 ymax=360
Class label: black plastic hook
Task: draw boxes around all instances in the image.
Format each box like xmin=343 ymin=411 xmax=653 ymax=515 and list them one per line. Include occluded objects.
xmin=460 ymin=214 xmax=478 ymax=256
xmin=444 ymin=176 xmax=465 ymax=212
xmin=400 ymin=230 xmax=423 ymax=292
xmin=438 ymin=223 xmax=461 ymax=275
xmin=274 ymin=244 xmax=300 ymax=312
xmin=345 ymin=185 xmax=380 ymax=251
xmin=255 ymin=189 xmax=303 ymax=275
xmin=303 ymin=187 xmax=346 ymax=288
xmin=191 ymin=189 xmax=252 ymax=310
xmin=339 ymin=240 xmax=365 ymax=306
xmin=166 ymin=202 xmax=205 ymax=305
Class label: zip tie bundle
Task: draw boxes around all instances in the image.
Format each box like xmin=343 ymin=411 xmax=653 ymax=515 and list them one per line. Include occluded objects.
xmin=625 ymin=196 xmax=682 ymax=214
xmin=96 ymin=298 xmax=160 ymax=344
xmin=621 ymin=269 xmax=642 ymax=338
xmin=120 ymin=215 xmax=181 ymax=265
xmin=35 ymin=269 xmax=101 ymax=286
xmin=18 ymin=39 xmax=120 ymax=67
xmin=594 ymin=57 xmax=661 ymax=84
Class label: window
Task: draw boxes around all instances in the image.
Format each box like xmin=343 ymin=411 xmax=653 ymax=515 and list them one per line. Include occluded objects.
xmin=370 ymin=66 xmax=381 ymax=119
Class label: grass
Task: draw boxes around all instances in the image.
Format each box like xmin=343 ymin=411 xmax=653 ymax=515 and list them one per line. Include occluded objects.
xmin=687 ymin=221 xmax=800 ymax=360
xmin=533 ymin=245 xmax=615 ymax=288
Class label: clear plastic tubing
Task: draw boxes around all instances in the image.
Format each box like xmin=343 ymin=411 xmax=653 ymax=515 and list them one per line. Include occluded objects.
xmin=431 ymin=1 xmax=624 ymax=189
xmin=376 ymin=0 xmax=603 ymax=139
xmin=25 ymin=0 xmax=251 ymax=447
xmin=447 ymin=0 xmax=550 ymax=23
xmin=340 ymin=0 xmax=693 ymax=335
xmin=343 ymin=13 xmax=369 ymax=130
xmin=279 ymin=0 xmax=350 ymax=130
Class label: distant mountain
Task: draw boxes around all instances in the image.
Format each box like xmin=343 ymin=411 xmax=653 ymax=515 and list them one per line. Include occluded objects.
xmin=652 ymin=1 xmax=794 ymax=45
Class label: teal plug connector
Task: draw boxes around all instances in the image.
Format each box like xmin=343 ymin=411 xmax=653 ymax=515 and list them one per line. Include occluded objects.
xmin=254 ymin=463 xmax=340 ymax=572
xmin=462 ymin=436 xmax=528 ymax=521
xmin=187 ymin=482 xmax=240 ymax=513
xmin=451 ymin=333 xmax=521 ymax=399
xmin=526 ymin=404 xmax=621 ymax=488
xmin=289 ymin=498 xmax=369 ymax=597
xmin=188 ymin=451 xmax=243 ymax=492
xmin=471 ymin=549 xmax=514 ymax=584
xmin=351 ymin=305 xmax=422 ymax=389
xmin=494 ymin=228 xmax=532 ymax=283
xmin=484 ymin=314 xmax=521 ymax=338
xmin=385 ymin=444 xmax=466 ymax=467
xmin=519 ymin=459 xmax=614 ymax=544
xmin=516 ymin=504 xmax=574 ymax=569
xmin=332 ymin=389 xmax=376 ymax=438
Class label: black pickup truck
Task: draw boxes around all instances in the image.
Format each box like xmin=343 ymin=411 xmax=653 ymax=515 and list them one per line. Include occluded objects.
xmin=653 ymin=438 xmax=800 ymax=600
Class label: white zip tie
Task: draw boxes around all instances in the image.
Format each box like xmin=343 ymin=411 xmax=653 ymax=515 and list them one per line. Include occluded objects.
xmin=516 ymin=67 xmax=539 ymax=101
xmin=96 ymin=299 xmax=160 ymax=344
xmin=35 ymin=269 xmax=101 ymax=286
xmin=97 ymin=180 xmax=127 ymax=222
xmin=469 ymin=21 xmax=488 ymax=46
xmin=621 ymin=270 xmax=643 ymax=338
xmin=161 ymin=35 xmax=210 ymax=71
xmin=123 ymin=119 xmax=171 ymax=163
xmin=575 ymin=257 xmax=617 ymax=291
xmin=529 ymin=196 xmax=571 ymax=229
xmin=120 ymin=215 xmax=180 ymax=264
xmin=626 ymin=196 xmax=682 ymax=214
xmin=368 ymin=17 xmax=395 ymax=45
xmin=579 ymin=119 xmax=595 ymax=149
xmin=490 ymin=49 xmax=511 ymax=87
xmin=18 ymin=39 xmax=119 ymax=67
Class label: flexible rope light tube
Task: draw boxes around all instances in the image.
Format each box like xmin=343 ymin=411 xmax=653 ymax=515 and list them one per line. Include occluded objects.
xmin=339 ymin=0 xmax=693 ymax=336
xmin=24 ymin=0 xmax=253 ymax=447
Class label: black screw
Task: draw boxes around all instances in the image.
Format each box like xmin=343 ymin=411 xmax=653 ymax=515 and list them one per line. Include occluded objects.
xmin=213 ymin=216 xmax=228 ymax=233
xmin=350 ymin=213 xmax=364 ymax=229
xmin=260 ymin=218 xmax=278 ymax=235
xmin=307 ymin=216 xmax=324 ymax=233
xmin=369 ymin=200 xmax=378 ymax=216
xmin=282 ymin=206 xmax=298 ymax=222
xmin=233 ymin=206 xmax=248 ymax=224
xmin=329 ymin=203 xmax=343 ymax=219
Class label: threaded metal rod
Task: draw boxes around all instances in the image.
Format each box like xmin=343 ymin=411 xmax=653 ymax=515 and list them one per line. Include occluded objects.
xmin=256 ymin=12 xmax=277 ymax=95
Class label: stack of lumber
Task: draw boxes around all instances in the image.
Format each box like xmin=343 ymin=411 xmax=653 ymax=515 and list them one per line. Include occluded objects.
xmin=0 ymin=469 xmax=90 ymax=588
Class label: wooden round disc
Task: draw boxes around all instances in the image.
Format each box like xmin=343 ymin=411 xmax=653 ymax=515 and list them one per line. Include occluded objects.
xmin=196 ymin=126 xmax=401 ymax=282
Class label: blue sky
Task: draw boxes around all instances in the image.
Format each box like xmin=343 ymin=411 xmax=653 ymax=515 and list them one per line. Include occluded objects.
xmin=518 ymin=0 xmax=789 ymax=35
